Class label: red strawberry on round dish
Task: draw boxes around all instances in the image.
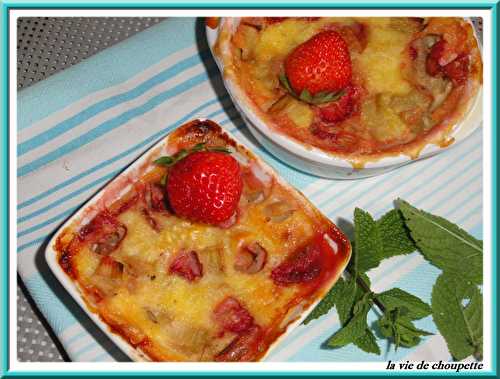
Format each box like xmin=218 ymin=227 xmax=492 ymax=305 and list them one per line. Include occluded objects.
xmin=284 ymin=30 xmax=352 ymax=97
xmin=166 ymin=151 xmax=243 ymax=225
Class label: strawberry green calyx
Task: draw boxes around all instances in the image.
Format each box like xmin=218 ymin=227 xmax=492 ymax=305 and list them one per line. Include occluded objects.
xmin=279 ymin=73 xmax=345 ymax=105
xmin=154 ymin=143 xmax=231 ymax=167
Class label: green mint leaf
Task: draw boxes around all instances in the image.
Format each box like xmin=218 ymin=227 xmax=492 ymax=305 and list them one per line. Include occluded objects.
xmin=378 ymin=310 xmax=396 ymax=338
xmin=376 ymin=288 xmax=432 ymax=320
xmin=326 ymin=296 xmax=372 ymax=348
xmin=353 ymin=292 xmax=373 ymax=314
xmin=306 ymin=276 xmax=357 ymax=325
xmin=336 ymin=276 xmax=360 ymax=325
xmin=154 ymin=156 xmax=175 ymax=166
xmin=396 ymin=317 xmax=433 ymax=348
xmin=304 ymin=273 xmax=369 ymax=325
xmin=352 ymin=280 xmax=382 ymax=355
xmin=394 ymin=327 xmax=402 ymax=349
xmin=354 ymin=328 xmax=381 ymax=355
xmin=354 ymin=208 xmax=384 ymax=274
xmin=357 ymin=273 xmax=371 ymax=292
xmin=350 ymin=208 xmax=417 ymax=275
xmin=316 ymin=274 xmax=380 ymax=354
xmin=378 ymin=308 xmax=432 ymax=350
xmin=474 ymin=336 xmax=484 ymax=361
xmin=398 ymin=199 xmax=483 ymax=285
xmin=377 ymin=209 xmax=416 ymax=259
xmin=431 ymin=272 xmax=483 ymax=360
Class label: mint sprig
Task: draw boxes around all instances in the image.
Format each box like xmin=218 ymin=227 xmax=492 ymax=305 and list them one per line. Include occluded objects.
xmin=398 ymin=199 xmax=483 ymax=285
xmin=278 ymin=73 xmax=345 ymax=105
xmin=326 ymin=293 xmax=373 ymax=348
xmin=304 ymin=199 xmax=483 ymax=361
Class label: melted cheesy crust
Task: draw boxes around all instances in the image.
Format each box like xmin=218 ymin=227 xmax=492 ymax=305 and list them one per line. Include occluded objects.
xmin=221 ymin=17 xmax=482 ymax=166
xmin=54 ymin=120 xmax=351 ymax=362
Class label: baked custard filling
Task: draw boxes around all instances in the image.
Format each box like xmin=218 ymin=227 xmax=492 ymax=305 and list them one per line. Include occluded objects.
xmin=226 ymin=17 xmax=482 ymax=161
xmin=55 ymin=120 xmax=350 ymax=362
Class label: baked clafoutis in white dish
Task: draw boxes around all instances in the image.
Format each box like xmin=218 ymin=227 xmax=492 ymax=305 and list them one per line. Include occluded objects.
xmin=211 ymin=17 xmax=482 ymax=168
xmin=49 ymin=120 xmax=351 ymax=362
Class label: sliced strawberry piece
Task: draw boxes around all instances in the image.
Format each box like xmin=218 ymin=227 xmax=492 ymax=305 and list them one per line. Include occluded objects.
xmin=426 ymin=56 xmax=442 ymax=77
xmin=426 ymin=56 xmax=441 ymax=77
xmin=79 ymin=210 xmax=121 ymax=240
xmin=426 ymin=39 xmax=447 ymax=77
xmin=317 ymin=86 xmax=356 ymax=123
xmin=144 ymin=183 xmax=167 ymax=212
xmin=234 ymin=242 xmax=267 ymax=274
xmin=311 ymin=124 xmax=360 ymax=153
xmin=213 ymin=296 xmax=254 ymax=334
xmin=79 ymin=211 xmax=127 ymax=255
xmin=90 ymin=225 xmax=127 ymax=255
xmin=443 ymin=55 xmax=469 ymax=85
xmin=425 ymin=39 xmax=469 ymax=84
xmin=271 ymin=243 xmax=322 ymax=285
xmin=169 ymin=250 xmax=203 ymax=282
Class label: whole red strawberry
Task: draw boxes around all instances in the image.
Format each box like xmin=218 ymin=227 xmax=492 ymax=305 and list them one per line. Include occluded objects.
xmin=166 ymin=151 xmax=243 ymax=225
xmin=284 ymin=31 xmax=352 ymax=96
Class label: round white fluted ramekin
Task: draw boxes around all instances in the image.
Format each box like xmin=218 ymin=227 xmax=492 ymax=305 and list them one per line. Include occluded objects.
xmin=206 ymin=18 xmax=483 ymax=179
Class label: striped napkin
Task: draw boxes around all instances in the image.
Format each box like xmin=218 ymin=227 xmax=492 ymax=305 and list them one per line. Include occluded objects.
xmin=17 ymin=18 xmax=483 ymax=362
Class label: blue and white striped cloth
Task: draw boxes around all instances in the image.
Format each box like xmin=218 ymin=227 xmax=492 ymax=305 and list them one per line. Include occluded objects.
xmin=17 ymin=18 xmax=483 ymax=362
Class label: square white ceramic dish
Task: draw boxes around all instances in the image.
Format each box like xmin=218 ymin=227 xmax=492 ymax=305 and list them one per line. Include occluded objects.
xmin=44 ymin=120 xmax=351 ymax=362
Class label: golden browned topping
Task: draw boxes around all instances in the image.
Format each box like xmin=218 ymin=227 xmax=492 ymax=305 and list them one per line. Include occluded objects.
xmin=225 ymin=17 xmax=482 ymax=164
